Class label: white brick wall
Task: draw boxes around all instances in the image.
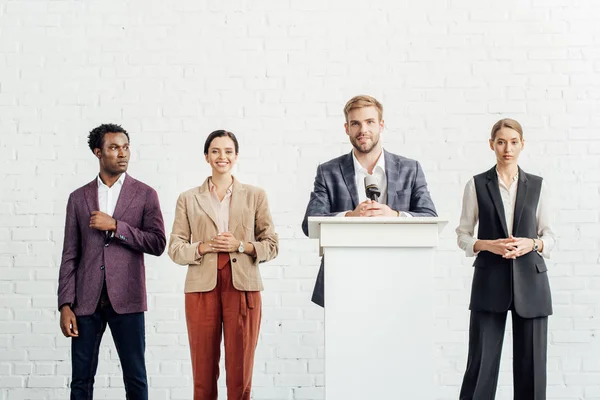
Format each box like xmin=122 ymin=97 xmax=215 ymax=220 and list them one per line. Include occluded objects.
xmin=1 ymin=0 xmax=599 ymax=398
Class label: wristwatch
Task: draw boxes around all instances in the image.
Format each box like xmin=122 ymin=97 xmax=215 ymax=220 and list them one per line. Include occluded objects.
xmin=532 ymin=239 xmax=539 ymax=252
xmin=238 ymin=241 xmax=245 ymax=253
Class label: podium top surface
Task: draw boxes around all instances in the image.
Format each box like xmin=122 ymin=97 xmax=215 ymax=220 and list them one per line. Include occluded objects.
xmin=307 ymin=216 xmax=448 ymax=239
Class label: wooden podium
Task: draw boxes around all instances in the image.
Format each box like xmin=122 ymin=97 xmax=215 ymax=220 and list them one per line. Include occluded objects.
xmin=308 ymin=216 xmax=447 ymax=400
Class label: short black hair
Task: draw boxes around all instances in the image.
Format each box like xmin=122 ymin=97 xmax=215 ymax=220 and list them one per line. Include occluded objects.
xmin=88 ymin=123 xmax=130 ymax=153
xmin=203 ymin=130 xmax=239 ymax=155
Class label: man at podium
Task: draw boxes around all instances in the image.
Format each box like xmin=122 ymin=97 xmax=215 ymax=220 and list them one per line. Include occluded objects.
xmin=301 ymin=95 xmax=438 ymax=307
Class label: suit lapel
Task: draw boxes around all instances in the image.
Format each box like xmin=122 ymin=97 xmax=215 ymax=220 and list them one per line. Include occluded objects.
xmin=340 ymin=151 xmax=359 ymax=208
xmin=512 ymin=167 xmax=529 ymax=235
xmin=194 ymin=179 xmax=219 ymax=230
xmin=228 ymin=178 xmax=246 ymax=234
xmin=486 ymin=167 xmax=510 ymax=238
xmin=83 ymin=177 xmax=104 ymax=240
xmin=83 ymin=179 xmax=99 ymax=215
xmin=384 ymin=149 xmax=400 ymax=207
xmin=112 ymin=174 xmax=138 ymax=221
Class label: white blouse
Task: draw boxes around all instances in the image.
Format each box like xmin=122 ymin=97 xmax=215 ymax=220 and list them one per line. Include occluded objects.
xmin=456 ymin=171 xmax=556 ymax=258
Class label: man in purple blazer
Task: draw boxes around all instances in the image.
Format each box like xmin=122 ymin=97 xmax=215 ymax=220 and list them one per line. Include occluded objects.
xmin=57 ymin=123 xmax=166 ymax=400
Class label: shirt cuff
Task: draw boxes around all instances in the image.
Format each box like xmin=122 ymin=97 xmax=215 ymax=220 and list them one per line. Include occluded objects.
xmin=398 ymin=211 xmax=412 ymax=217
xmin=338 ymin=211 xmax=350 ymax=217
xmin=539 ymin=239 xmax=550 ymax=259
xmin=467 ymin=238 xmax=480 ymax=258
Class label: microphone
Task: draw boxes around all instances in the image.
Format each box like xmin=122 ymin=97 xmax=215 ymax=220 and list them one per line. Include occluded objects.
xmin=364 ymin=175 xmax=380 ymax=202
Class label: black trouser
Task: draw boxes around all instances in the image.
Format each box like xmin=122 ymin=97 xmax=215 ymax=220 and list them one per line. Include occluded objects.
xmin=459 ymin=309 xmax=548 ymax=400
xmin=70 ymin=285 xmax=147 ymax=400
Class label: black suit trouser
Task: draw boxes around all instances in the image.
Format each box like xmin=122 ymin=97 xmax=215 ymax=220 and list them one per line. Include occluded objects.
xmin=459 ymin=309 xmax=548 ymax=400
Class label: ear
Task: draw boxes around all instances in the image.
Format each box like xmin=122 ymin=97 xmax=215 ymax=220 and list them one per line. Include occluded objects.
xmin=204 ymin=153 xmax=209 ymax=163
xmin=379 ymin=118 xmax=385 ymax=131
xmin=94 ymin=148 xmax=102 ymax=159
xmin=521 ymin=139 xmax=525 ymax=150
xmin=344 ymin=122 xmax=349 ymax=135
xmin=489 ymin=139 xmax=494 ymax=151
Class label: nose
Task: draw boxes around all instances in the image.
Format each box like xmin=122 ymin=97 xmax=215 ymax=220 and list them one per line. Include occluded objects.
xmin=118 ymin=146 xmax=129 ymax=158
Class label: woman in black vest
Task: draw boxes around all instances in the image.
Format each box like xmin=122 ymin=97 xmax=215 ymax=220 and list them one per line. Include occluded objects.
xmin=456 ymin=118 xmax=555 ymax=400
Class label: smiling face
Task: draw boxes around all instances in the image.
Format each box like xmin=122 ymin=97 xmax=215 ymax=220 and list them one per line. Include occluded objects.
xmin=94 ymin=132 xmax=130 ymax=176
xmin=490 ymin=127 xmax=524 ymax=166
xmin=344 ymin=106 xmax=384 ymax=155
xmin=205 ymin=135 xmax=238 ymax=175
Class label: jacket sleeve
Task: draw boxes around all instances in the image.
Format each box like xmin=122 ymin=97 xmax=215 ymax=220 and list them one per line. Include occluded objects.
xmin=57 ymin=193 xmax=80 ymax=310
xmin=249 ymin=189 xmax=278 ymax=264
xmin=301 ymin=164 xmax=340 ymax=236
xmin=114 ymin=188 xmax=166 ymax=256
xmin=168 ymin=193 xmax=203 ymax=265
xmin=407 ymin=161 xmax=438 ymax=217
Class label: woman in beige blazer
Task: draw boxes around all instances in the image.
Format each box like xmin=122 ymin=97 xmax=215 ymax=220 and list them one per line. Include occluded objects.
xmin=168 ymin=130 xmax=278 ymax=400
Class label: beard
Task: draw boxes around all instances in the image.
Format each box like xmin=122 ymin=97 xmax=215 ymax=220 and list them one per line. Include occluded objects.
xmin=350 ymin=135 xmax=380 ymax=154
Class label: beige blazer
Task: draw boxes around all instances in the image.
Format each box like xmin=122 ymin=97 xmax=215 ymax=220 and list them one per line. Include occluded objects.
xmin=168 ymin=178 xmax=278 ymax=292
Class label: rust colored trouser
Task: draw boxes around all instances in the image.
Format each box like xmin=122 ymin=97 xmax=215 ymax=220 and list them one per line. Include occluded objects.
xmin=185 ymin=253 xmax=262 ymax=400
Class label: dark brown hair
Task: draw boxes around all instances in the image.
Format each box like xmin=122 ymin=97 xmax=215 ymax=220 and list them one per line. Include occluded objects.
xmin=203 ymin=130 xmax=239 ymax=155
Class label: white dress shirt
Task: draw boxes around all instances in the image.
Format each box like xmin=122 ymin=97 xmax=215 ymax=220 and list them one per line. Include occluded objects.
xmin=353 ymin=149 xmax=387 ymax=205
xmin=339 ymin=149 xmax=411 ymax=217
xmin=456 ymin=170 xmax=555 ymax=258
xmin=97 ymin=173 xmax=126 ymax=217
xmin=338 ymin=150 xmax=385 ymax=216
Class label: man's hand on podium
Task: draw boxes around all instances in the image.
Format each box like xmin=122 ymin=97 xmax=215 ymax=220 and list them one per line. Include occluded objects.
xmin=345 ymin=199 xmax=397 ymax=217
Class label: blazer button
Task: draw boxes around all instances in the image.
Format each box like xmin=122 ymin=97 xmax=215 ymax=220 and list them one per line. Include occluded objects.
xmin=232 ymin=258 xmax=237 ymax=263
xmin=100 ymin=265 xmax=105 ymax=270
xmin=104 ymin=243 xmax=109 ymax=247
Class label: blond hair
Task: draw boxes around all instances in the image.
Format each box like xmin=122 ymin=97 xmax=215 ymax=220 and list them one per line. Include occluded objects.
xmin=491 ymin=118 xmax=524 ymax=140
xmin=343 ymin=95 xmax=383 ymax=122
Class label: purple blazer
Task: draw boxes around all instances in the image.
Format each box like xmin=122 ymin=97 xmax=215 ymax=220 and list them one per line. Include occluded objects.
xmin=57 ymin=174 xmax=166 ymax=316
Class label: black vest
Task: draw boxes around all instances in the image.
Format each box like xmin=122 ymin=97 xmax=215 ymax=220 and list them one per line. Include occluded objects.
xmin=469 ymin=166 xmax=552 ymax=318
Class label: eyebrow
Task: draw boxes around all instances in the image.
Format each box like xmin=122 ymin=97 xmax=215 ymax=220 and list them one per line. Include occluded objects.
xmin=350 ymin=118 xmax=376 ymax=123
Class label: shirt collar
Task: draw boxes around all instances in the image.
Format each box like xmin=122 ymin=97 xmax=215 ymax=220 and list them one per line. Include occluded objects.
xmin=97 ymin=173 xmax=126 ymax=189
xmin=208 ymin=177 xmax=234 ymax=195
xmin=495 ymin=168 xmax=518 ymax=182
xmin=352 ymin=149 xmax=386 ymax=175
